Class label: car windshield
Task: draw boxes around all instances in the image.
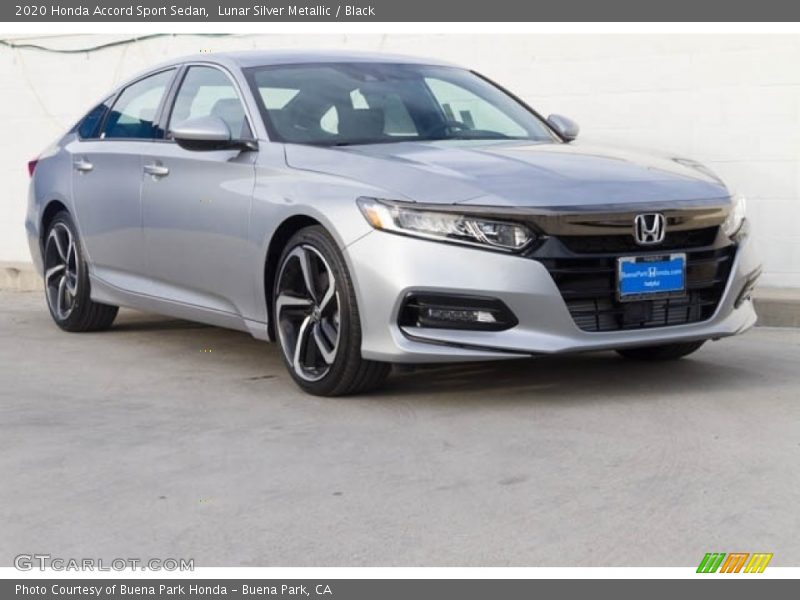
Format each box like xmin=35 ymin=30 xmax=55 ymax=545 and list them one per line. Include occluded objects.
xmin=244 ymin=62 xmax=557 ymax=146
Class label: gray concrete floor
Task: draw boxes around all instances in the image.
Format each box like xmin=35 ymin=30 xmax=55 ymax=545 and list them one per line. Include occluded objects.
xmin=1 ymin=290 xmax=799 ymax=567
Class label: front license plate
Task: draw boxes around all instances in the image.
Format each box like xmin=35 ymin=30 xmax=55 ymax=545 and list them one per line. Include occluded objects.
xmin=617 ymin=253 xmax=686 ymax=301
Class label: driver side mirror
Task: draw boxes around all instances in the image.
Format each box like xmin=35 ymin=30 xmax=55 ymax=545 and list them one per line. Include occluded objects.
xmin=170 ymin=116 xmax=258 ymax=151
xmin=547 ymin=114 xmax=580 ymax=142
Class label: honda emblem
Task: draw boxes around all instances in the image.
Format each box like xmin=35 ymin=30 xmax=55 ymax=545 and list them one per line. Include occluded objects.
xmin=634 ymin=213 xmax=666 ymax=245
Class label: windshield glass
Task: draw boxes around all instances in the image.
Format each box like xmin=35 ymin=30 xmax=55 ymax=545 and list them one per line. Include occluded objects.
xmin=244 ymin=63 xmax=557 ymax=146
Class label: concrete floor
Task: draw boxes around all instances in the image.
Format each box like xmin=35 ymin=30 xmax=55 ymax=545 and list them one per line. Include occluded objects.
xmin=1 ymin=290 xmax=799 ymax=567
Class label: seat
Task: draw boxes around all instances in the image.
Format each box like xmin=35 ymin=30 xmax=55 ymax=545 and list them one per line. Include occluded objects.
xmin=337 ymin=107 xmax=385 ymax=139
xmin=270 ymin=107 xmax=326 ymax=142
xmin=105 ymin=107 xmax=157 ymax=139
xmin=210 ymin=98 xmax=249 ymax=138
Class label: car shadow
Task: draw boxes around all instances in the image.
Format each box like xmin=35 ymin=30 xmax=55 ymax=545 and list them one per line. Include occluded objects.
xmin=102 ymin=308 xmax=767 ymax=405
xmin=111 ymin=318 xmax=214 ymax=333
xmin=370 ymin=350 xmax=763 ymax=404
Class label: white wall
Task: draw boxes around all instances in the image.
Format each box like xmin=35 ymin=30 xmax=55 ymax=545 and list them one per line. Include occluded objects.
xmin=1 ymin=33 xmax=798 ymax=286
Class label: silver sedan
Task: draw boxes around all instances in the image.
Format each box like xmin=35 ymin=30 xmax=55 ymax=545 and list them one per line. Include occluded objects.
xmin=25 ymin=50 xmax=761 ymax=395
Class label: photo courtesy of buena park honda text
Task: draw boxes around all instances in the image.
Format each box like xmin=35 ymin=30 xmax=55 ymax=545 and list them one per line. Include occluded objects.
xmin=1 ymin=0 xmax=799 ymax=598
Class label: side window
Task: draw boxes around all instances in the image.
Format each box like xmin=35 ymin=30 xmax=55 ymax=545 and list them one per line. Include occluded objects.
xmin=77 ymin=98 xmax=111 ymax=139
xmin=168 ymin=66 xmax=252 ymax=139
xmin=102 ymin=70 xmax=174 ymax=140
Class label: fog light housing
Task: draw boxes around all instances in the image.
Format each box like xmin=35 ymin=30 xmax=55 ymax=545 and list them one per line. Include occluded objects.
xmin=399 ymin=294 xmax=518 ymax=331
xmin=735 ymin=267 xmax=762 ymax=308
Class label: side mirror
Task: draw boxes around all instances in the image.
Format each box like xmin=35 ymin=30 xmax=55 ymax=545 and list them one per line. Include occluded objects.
xmin=170 ymin=116 xmax=257 ymax=151
xmin=547 ymin=114 xmax=580 ymax=142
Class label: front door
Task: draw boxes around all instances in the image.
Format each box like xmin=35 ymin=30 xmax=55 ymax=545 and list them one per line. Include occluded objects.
xmin=140 ymin=65 xmax=257 ymax=316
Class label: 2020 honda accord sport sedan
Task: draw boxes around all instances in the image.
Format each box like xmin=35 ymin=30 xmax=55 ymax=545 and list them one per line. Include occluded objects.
xmin=25 ymin=50 xmax=761 ymax=396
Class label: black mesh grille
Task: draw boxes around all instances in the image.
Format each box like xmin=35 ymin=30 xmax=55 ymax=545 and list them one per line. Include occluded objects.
xmin=559 ymin=226 xmax=719 ymax=254
xmin=538 ymin=245 xmax=735 ymax=332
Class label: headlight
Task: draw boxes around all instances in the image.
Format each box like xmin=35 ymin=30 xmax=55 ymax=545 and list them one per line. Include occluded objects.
xmin=357 ymin=198 xmax=534 ymax=252
xmin=722 ymin=194 xmax=747 ymax=238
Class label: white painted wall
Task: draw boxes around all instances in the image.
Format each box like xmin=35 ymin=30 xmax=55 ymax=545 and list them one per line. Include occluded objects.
xmin=1 ymin=33 xmax=798 ymax=286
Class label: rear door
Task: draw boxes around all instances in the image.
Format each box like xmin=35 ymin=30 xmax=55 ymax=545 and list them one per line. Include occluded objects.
xmin=70 ymin=68 xmax=176 ymax=289
xmin=140 ymin=64 xmax=257 ymax=315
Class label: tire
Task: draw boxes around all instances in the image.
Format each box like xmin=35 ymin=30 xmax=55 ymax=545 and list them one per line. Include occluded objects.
xmin=272 ymin=225 xmax=390 ymax=396
xmin=43 ymin=211 xmax=118 ymax=332
xmin=615 ymin=340 xmax=705 ymax=361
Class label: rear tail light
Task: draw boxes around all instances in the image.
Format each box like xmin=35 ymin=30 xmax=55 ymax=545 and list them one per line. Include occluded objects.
xmin=27 ymin=158 xmax=39 ymax=177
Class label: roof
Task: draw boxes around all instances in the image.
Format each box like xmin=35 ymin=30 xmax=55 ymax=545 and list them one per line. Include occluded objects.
xmin=114 ymin=49 xmax=462 ymax=99
xmin=153 ymin=49 xmax=459 ymax=71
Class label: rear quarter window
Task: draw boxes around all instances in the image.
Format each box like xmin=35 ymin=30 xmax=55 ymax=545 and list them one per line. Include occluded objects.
xmin=76 ymin=99 xmax=111 ymax=139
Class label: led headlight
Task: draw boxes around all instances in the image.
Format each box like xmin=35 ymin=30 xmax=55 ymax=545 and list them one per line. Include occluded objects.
xmin=722 ymin=194 xmax=747 ymax=238
xmin=357 ymin=198 xmax=534 ymax=251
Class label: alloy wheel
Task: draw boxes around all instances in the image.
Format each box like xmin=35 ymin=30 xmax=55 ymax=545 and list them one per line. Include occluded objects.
xmin=44 ymin=222 xmax=79 ymax=321
xmin=275 ymin=244 xmax=341 ymax=382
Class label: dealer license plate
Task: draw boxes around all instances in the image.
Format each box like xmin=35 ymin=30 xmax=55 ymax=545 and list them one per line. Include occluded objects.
xmin=617 ymin=254 xmax=686 ymax=301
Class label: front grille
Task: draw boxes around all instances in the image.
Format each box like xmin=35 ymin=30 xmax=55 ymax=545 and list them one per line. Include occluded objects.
xmin=537 ymin=243 xmax=736 ymax=333
xmin=559 ymin=226 xmax=719 ymax=254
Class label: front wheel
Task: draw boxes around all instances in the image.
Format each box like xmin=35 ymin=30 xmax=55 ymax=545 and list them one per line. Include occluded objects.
xmin=273 ymin=226 xmax=390 ymax=396
xmin=615 ymin=341 xmax=705 ymax=361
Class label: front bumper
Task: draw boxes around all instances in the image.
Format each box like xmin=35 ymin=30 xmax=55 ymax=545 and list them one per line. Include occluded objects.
xmin=345 ymin=228 xmax=760 ymax=363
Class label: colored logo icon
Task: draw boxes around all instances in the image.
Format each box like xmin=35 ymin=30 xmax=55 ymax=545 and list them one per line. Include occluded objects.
xmin=697 ymin=553 xmax=773 ymax=573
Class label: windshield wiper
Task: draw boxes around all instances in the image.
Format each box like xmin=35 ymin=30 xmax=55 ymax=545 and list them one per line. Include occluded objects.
xmin=316 ymin=138 xmax=418 ymax=147
xmin=311 ymin=135 xmax=532 ymax=147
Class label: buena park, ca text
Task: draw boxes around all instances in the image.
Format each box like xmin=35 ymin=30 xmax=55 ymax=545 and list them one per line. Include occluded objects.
xmin=16 ymin=584 xmax=334 ymax=596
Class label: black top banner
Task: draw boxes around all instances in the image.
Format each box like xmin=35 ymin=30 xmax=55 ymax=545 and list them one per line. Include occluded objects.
xmin=4 ymin=0 xmax=800 ymax=22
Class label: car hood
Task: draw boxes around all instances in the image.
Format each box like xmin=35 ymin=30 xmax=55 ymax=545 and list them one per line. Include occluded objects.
xmin=284 ymin=140 xmax=730 ymax=209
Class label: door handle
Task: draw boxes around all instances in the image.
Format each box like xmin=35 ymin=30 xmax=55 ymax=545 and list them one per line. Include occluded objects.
xmin=73 ymin=158 xmax=93 ymax=173
xmin=143 ymin=163 xmax=169 ymax=178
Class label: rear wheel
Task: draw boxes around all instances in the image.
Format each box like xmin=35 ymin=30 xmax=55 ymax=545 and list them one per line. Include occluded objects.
xmin=615 ymin=341 xmax=705 ymax=361
xmin=273 ymin=225 xmax=389 ymax=396
xmin=43 ymin=211 xmax=118 ymax=332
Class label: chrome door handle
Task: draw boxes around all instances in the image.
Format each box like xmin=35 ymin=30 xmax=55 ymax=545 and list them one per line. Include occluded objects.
xmin=73 ymin=158 xmax=93 ymax=173
xmin=143 ymin=163 xmax=169 ymax=178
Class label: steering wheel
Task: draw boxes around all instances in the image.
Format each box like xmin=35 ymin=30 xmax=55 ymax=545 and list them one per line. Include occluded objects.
xmin=423 ymin=120 xmax=471 ymax=138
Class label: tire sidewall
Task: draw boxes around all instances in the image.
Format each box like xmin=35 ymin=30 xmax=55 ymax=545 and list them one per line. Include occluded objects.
xmin=45 ymin=212 xmax=92 ymax=330
xmin=273 ymin=226 xmax=362 ymax=395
